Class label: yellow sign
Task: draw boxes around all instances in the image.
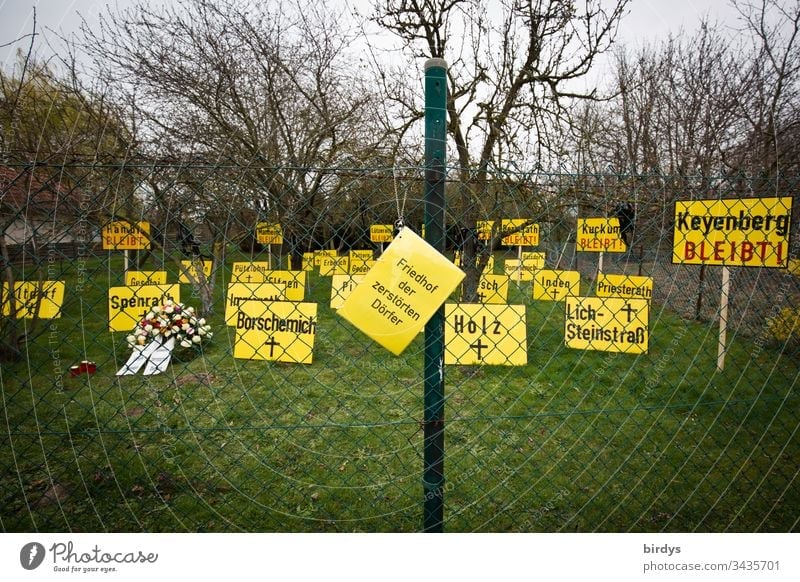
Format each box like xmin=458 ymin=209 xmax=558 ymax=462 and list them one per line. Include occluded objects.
xmin=476 ymin=220 xmax=494 ymax=241
xmin=232 ymin=262 xmax=271 ymax=283
xmin=453 ymin=251 xmax=494 ymax=273
xmin=501 ymin=219 xmax=539 ymax=246
xmin=107 ymin=284 xmax=179 ymax=332
xmin=533 ymin=270 xmax=580 ymax=301
xmin=330 ymin=275 xmax=364 ymax=310
xmin=444 ymin=304 xmax=527 ymax=365
xmin=338 ymin=228 xmax=465 ymax=355
xmin=224 ymin=282 xmax=285 ymax=325
xmin=319 ymin=255 xmax=349 ymax=276
xmin=253 ymin=271 xmax=305 ymax=301
xmin=350 ymin=250 xmax=374 ymax=262
xmin=102 ymin=220 xmax=150 ymax=250
xmin=233 ymin=300 xmax=318 ymax=364
xmin=302 ymin=252 xmax=315 ymax=271
xmin=473 ymin=274 xmax=509 ymax=304
xmin=596 ymin=274 xmax=653 ymax=300
xmin=504 ymin=254 xmax=546 ymax=280
xmin=370 ymin=224 xmax=394 ymax=243
xmin=2 ymin=281 xmax=65 ymax=319
xmin=256 ymin=222 xmax=283 ymax=245
xmin=314 ymin=250 xmax=338 ymax=266
xmin=672 ymin=197 xmax=792 ymax=267
xmin=564 ymin=297 xmax=649 ymax=354
xmin=124 ymin=271 xmax=167 ymax=287
xmin=350 ymin=259 xmax=374 ymax=275
xmin=178 ymin=259 xmax=213 ymax=283
xmin=577 ymin=218 xmax=625 ymax=253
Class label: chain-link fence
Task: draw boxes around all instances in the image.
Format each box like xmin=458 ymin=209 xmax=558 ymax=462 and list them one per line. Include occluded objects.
xmin=1 ymin=159 xmax=798 ymax=532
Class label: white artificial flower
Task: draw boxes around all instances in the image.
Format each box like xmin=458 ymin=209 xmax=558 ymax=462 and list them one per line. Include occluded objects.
xmin=126 ymin=335 xmax=135 ymax=344
xmin=181 ymin=323 xmax=190 ymax=331
xmin=165 ymin=306 xmax=174 ymax=314
xmin=152 ymin=306 xmax=161 ymax=313
xmin=180 ymin=340 xmax=192 ymax=348
xmin=198 ymin=318 xmax=206 ymax=325
xmin=144 ymin=324 xmax=153 ymax=332
xmin=192 ymin=335 xmax=202 ymax=344
xmin=146 ymin=311 xmax=155 ymax=319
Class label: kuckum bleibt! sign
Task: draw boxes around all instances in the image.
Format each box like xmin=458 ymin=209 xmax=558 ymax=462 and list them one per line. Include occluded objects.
xmin=672 ymin=197 xmax=792 ymax=268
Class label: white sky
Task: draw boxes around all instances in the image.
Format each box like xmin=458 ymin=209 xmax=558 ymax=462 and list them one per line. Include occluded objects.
xmin=0 ymin=0 xmax=746 ymax=71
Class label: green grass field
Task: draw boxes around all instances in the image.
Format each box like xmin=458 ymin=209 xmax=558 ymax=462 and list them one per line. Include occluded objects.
xmin=1 ymin=249 xmax=798 ymax=532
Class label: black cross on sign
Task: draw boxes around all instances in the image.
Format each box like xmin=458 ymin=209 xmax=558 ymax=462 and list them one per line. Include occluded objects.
xmin=549 ymin=288 xmax=561 ymax=300
xmin=620 ymin=302 xmax=637 ymax=323
xmin=263 ymin=335 xmax=281 ymax=357
xmin=470 ymin=339 xmax=489 ymax=361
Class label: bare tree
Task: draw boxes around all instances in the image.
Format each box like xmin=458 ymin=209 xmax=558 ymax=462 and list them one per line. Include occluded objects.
xmin=371 ymin=0 xmax=629 ymax=298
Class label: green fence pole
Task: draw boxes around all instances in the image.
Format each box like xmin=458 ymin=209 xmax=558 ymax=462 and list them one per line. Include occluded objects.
xmin=423 ymin=57 xmax=447 ymax=533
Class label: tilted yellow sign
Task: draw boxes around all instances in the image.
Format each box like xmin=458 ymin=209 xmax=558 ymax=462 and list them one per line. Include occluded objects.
xmin=330 ymin=275 xmax=364 ymax=310
xmin=233 ymin=300 xmax=318 ymax=364
xmin=337 ymin=228 xmax=465 ymax=355
xmin=504 ymin=254 xmax=546 ymax=280
xmin=564 ymin=297 xmax=649 ymax=354
xmin=102 ymin=221 xmax=150 ymax=250
xmin=444 ymin=304 xmax=528 ymax=365
xmin=124 ymin=271 xmax=167 ymax=287
xmin=672 ymin=197 xmax=792 ymax=267
xmin=2 ymin=281 xmax=65 ymax=319
xmin=224 ymin=282 xmax=285 ymax=325
xmin=533 ymin=270 xmax=580 ymax=301
xmin=577 ymin=218 xmax=625 ymax=253
xmin=302 ymin=252 xmax=315 ymax=271
xmin=595 ymin=273 xmax=653 ymax=300
xmin=314 ymin=250 xmax=338 ymax=266
xmin=473 ymin=274 xmax=509 ymax=304
xmin=319 ymin=255 xmax=349 ymax=277
xmin=256 ymin=223 xmax=283 ymax=245
xmin=108 ymin=284 xmax=179 ymax=332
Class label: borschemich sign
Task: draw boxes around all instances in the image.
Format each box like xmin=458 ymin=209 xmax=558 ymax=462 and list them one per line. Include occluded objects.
xmin=672 ymin=197 xmax=792 ymax=267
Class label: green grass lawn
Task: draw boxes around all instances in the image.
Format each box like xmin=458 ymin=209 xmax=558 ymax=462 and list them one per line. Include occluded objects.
xmin=1 ymin=249 xmax=798 ymax=532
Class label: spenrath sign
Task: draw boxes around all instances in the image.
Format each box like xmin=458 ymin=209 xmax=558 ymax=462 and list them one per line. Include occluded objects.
xmin=672 ymin=197 xmax=792 ymax=267
xmin=337 ymin=228 xmax=465 ymax=355
xmin=564 ymin=297 xmax=649 ymax=354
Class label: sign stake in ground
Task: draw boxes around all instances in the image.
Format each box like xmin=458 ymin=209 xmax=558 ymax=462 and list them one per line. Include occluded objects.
xmin=672 ymin=196 xmax=793 ymax=371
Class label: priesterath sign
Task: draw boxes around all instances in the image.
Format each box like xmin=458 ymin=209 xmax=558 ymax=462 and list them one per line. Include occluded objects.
xmin=672 ymin=197 xmax=792 ymax=267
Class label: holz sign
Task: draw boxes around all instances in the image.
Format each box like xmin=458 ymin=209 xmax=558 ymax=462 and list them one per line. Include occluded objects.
xmin=444 ymin=303 xmax=527 ymax=365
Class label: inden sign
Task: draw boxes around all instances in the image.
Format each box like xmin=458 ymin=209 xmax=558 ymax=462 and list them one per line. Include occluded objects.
xmin=337 ymin=228 xmax=465 ymax=355
xmin=564 ymin=297 xmax=649 ymax=354
xmin=533 ymin=270 xmax=580 ymax=301
xmin=672 ymin=197 xmax=792 ymax=267
xmin=444 ymin=304 xmax=527 ymax=365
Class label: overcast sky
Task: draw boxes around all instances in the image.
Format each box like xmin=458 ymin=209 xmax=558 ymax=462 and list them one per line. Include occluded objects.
xmin=0 ymin=0 xmax=745 ymax=72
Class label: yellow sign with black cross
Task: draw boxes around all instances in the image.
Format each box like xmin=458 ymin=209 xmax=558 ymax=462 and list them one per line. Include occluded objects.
xmin=178 ymin=259 xmax=213 ymax=283
xmin=2 ymin=281 xmax=66 ymax=319
xmin=564 ymin=296 xmax=649 ymax=354
xmin=107 ymin=284 xmax=179 ymax=332
xmin=444 ymin=303 xmax=528 ymax=365
xmin=473 ymin=274 xmax=509 ymax=304
xmin=337 ymin=228 xmax=465 ymax=355
xmin=533 ymin=270 xmax=580 ymax=301
xmin=233 ymin=300 xmax=318 ymax=364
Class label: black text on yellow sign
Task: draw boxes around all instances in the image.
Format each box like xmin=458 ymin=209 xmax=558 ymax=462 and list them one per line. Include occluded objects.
xmin=224 ymin=283 xmax=285 ymax=325
xmin=107 ymin=284 xmax=180 ymax=332
xmin=102 ymin=221 xmax=151 ymax=250
xmin=672 ymin=197 xmax=792 ymax=267
xmin=319 ymin=255 xmax=349 ymax=276
xmin=230 ymin=266 xmax=306 ymax=301
xmin=564 ymin=297 xmax=649 ymax=354
xmin=302 ymin=253 xmax=315 ymax=271
xmin=500 ymin=219 xmax=539 ymax=246
xmin=124 ymin=271 xmax=167 ymax=286
xmin=576 ymin=218 xmax=625 ymax=252
xmin=337 ymin=228 xmax=465 ymax=355
xmin=233 ymin=301 xmax=318 ymax=364
xmin=370 ymin=224 xmax=394 ymax=243
xmin=444 ymin=304 xmax=528 ymax=366
xmin=330 ymin=275 xmax=364 ymax=309
xmin=533 ymin=270 xmax=580 ymax=301
xmin=256 ymin=222 xmax=283 ymax=245
xmin=504 ymin=254 xmax=546 ymax=280
xmin=2 ymin=281 xmax=66 ymax=319
xmin=596 ymin=273 xmax=653 ymax=300
xmin=178 ymin=259 xmax=213 ymax=283
xmin=472 ymin=274 xmax=509 ymax=304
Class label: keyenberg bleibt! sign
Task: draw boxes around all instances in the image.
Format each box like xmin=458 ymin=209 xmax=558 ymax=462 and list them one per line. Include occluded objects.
xmin=337 ymin=228 xmax=465 ymax=355
xmin=672 ymin=197 xmax=792 ymax=267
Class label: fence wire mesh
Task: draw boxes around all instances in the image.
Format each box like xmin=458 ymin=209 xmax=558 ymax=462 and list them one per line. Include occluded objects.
xmin=1 ymin=159 xmax=798 ymax=532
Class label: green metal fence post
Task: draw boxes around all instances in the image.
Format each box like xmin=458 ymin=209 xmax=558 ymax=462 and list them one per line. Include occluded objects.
xmin=422 ymin=57 xmax=447 ymax=533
